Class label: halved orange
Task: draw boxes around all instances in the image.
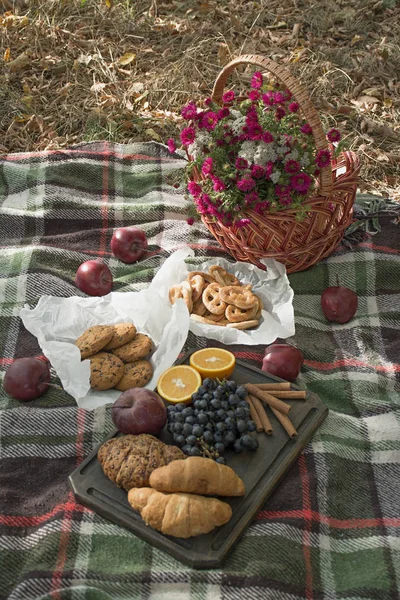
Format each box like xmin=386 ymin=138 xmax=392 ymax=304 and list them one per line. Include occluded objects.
xmin=189 ymin=347 xmax=236 ymax=380
xmin=157 ymin=365 xmax=202 ymax=404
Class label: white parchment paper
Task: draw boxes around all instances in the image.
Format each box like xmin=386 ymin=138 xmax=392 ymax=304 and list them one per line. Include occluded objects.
xmin=149 ymin=247 xmax=295 ymax=346
xmin=19 ymin=291 xmax=189 ymax=410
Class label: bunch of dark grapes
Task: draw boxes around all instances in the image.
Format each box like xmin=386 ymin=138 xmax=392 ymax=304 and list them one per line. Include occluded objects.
xmin=166 ymin=378 xmax=258 ymax=464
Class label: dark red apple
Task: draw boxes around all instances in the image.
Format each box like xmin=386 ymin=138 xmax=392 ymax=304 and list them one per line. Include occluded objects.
xmin=4 ymin=357 xmax=51 ymax=401
xmin=321 ymin=286 xmax=358 ymax=323
xmin=111 ymin=388 xmax=167 ymax=435
xmin=262 ymin=343 xmax=304 ymax=382
xmin=110 ymin=227 xmax=148 ymax=263
xmin=75 ymin=260 xmax=113 ymax=296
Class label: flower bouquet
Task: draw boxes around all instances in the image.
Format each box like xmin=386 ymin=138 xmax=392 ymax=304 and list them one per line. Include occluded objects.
xmin=170 ymin=55 xmax=360 ymax=274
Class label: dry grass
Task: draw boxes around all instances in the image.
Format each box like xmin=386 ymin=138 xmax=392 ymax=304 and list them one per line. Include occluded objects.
xmin=0 ymin=0 xmax=399 ymax=199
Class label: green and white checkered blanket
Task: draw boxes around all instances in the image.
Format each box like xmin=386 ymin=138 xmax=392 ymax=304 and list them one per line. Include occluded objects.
xmin=1 ymin=142 xmax=400 ymax=600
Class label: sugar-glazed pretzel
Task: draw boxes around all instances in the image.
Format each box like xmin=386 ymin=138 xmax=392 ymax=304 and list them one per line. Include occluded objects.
xmin=225 ymin=303 xmax=259 ymax=323
xmin=209 ymin=265 xmax=240 ymax=287
xmin=202 ymin=282 xmax=227 ymax=315
xmin=219 ymin=285 xmax=258 ymax=310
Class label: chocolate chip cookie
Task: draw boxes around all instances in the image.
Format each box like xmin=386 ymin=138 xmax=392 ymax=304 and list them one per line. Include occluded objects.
xmin=90 ymin=352 xmax=125 ymax=390
xmin=76 ymin=325 xmax=114 ymax=360
xmin=115 ymin=359 xmax=153 ymax=391
xmin=112 ymin=333 xmax=152 ymax=363
xmin=103 ymin=323 xmax=137 ymax=350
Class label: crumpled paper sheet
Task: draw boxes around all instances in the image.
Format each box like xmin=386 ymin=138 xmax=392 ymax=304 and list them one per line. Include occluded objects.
xmin=19 ymin=291 xmax=189 ymax=410
xmin=149 ymin=247 xmax=295 ymax=345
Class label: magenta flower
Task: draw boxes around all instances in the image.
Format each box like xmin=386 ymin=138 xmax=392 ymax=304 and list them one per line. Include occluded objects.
xmin=201 ymin=157 xmax=213 ymax=176
xmin=181 ymin=101 xmax=198 ymax=120
xmin=284 ymin=160 xmax=301 ymax=174
xmin=217 ymin=107 xmax=230 ymax=120
xmin=251 ymin=165 xmax=264 ymax=179
xmin=262 ymin=92 xmax=275 ymax=106
xmin=274 ymin=91 xmax=285 ymax=104
xmin=276 ymin=106 xmax=286 ymax=120
xmin=236 ymin=218 xmax=251 ymax=228
xmin=187 ymin=181 xmax=202 ymax=197
xmin=279 ymin=195 xmax=293 ymax=206
xmin=264 ymin=162 xmax=273 ymax=178
xmin=247 ymin=124 xmax=263 ymax=140
xmin=199 ymin=111 xmax=219 ymax=131
xmin=236 ymin=177 xmax=256 ymax=192
xmin=315 ymin=149 xmax=331 ymax=168
xmin=283 ymin=89 xmax=292 ymax=101
xmin=236 ymin=157 xmax=248 ymax=170
xmin=288 ymin=101 xmax=300 ymax=113
xmin=167 ymin=138 xmax=176 ymax=153
xmin=327 ymin=128 xmax=341 ymax=143
xmin=301 ymin=123 xmax=313 ymax=135
xmin=290 ymin=173 xmax=312 ymax=194
xmin=262 ymin=131 xmax=274 ymax=144
xmin=211 ymin=176 xmax=226 ymax=192
xmin=180 ymin=127 xmax=196 ymax=146
xmin=251 ymin=71 xmax=263 ymax=89
xmin=244 ymin=191 xmax=259 ymax=205
xmin=254 ymin=201 xmax=270 ymax=214
xmin=222 ymin=90 xmax=235 ymax=104
xmin=248 ymin=90 xmax=260 ymax=101
xmin=204 ymin=97 xmax=212 ymax=107
xmin=216 ymin=139 xmax=224 ymax=146
xmin=186 ymin=217 xmax=195 ymax=225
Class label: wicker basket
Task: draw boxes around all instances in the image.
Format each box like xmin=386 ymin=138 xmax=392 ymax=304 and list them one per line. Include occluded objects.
xmin=193 ymin=54 xmax=360 ymax=273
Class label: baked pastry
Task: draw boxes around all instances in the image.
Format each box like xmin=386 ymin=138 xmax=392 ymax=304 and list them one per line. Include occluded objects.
xmin=112 ymin=333 xmax=152 ymax=363
xmin=149 ymin=456 xmax=245 ymax=496
xmin=97 ymin=434 xmax=186 ymax=490
xmin=128 ymin=487 xmax=232 ymax=538
xmin=89 ymin=352 xmax=124 ymax=390
xmin=103 ymin=323 xmax=137 ymax=350
xmin=76 ymin=325 xmax=114 ymax=360
xmin=114 ymin=359 xmax=153 ymax=391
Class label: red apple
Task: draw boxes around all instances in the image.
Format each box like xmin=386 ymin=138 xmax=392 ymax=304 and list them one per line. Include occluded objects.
xmin=4 ymin=357 xmax=51 ymax=401
xmin=110 ymin=227 xmax=148 ymax=263
xmin=321 ymin=286 xmax=358 ymax=323
xmin=111 ymin=388 xmax=167 ymax=435
xmin=262 ymin=343 xmax=304 ymax=382
xmin=75 ymin=260 xmax=113 ymax=296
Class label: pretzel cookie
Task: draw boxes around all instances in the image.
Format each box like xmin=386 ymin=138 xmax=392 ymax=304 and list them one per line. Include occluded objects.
xmin=219 ymin=285 xmax=258 ymax=310
xmin=168 ymin=282 xmax=193 ymax=312
xmin=209 ymin=265 xmax=240 ymax=287
xmin=225 ymin=303 xmax=258 ymax=323
xmin=202 ymin=282 xmax=227 ymax=315
xmin=186 ymin=271 xmax=215 ymax=284
xmin=187 ymin=274 xmax=205 ymax=303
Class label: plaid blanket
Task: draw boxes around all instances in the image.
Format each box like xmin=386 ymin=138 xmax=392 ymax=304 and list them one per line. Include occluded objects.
xmin=1 ymin=141 xmax=400 ymax=600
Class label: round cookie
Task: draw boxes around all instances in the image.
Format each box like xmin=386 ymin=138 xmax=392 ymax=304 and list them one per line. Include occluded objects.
xmin=103 ymin=323 xmax=137 ymax=350
xmin=112 ymin=333 xmax=153 ymax=363
xmin=76 ymin=325 xmax=114 ymax=360
xmin=90 ymin=352 xmax=125 ymax=390
xmin=114 ymin=359 xmax=153 ymax=391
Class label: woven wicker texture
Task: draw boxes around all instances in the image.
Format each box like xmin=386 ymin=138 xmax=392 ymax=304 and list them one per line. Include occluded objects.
xmin=197 ymin=54 xmax=360 ymax=273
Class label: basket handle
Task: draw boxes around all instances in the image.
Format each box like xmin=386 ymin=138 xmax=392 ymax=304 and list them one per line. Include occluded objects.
xmin=212 ymin=54 xmax=333 ymax=196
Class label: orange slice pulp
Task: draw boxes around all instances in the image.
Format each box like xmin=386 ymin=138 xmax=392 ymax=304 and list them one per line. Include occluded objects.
xmin=157 ymin=365 xmax=202 ymax=404
xmin=189 ymin=347 xmax=236 ymax=380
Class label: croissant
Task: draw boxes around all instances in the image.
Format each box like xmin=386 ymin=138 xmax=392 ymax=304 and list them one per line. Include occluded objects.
xmin=149 ymin=456 xmax=245 ymax=496
xmin=97 ymin=434 xmax=186 ymax=491
xmin=128 ymin=487 xmax=232 ymax=538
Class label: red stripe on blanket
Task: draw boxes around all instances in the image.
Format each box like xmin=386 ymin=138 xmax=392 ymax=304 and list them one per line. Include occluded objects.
xmin=305 ymin=358 xmax=400 ymax=373
xmin=50 ymin=492 xmax=76 ymax=599
xmin=0 ymin=500 xmax=89 ymax=527
xmin=359 ymin=242 xmax=400 ymax=254
xmin=256 ymin=509 xmax=400 ymax=529
xmin=298 ymin=454 xmax=314 ymax=600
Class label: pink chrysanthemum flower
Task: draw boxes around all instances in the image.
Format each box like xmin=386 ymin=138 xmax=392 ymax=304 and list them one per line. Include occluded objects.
xmin=199 ymin=111 xmax=219 ymax=131
xmin=251 ymin=71 xmax=263 ymax=89
xmin=247 ymin=124 xmax=263 ymax=140
xmin=217 ymin=107 xmax=230 ymax=120
xmin=180 ymin=127 xmax=196 ymax=146
xmin=187 ymin=181 xmax=202 ymax=197
xmin=186 ymin=217 xmax=195 ymax=225
xmin=236 ymin=218 xmax=251 ymax=228
xmin=262 ymin=131 xmax=274 ymax=144
xmin=262 ymin=92 xmax=275 ymax=106
xmin=222 ymin=90 xmax=235 ymax=104
xmin=283 ymin=89 xmax=292 ymax=101
xmin=244 ymin=190 xmax=259 ymax=205
xmin=216 ymin=139 xmax=224 ymax=146
xmin=251 ymin=165 xmax=264 ymax=179
xmin=288 ymin=101 xmax=299 ymax=113
xmin=300 ymin=123 xmax=313 ymax=135
xmin=235 ymin=157 xmax=248 ymax=170
xmin=276 ymin=106 xmax=286 ymax=120
xmin=248 ymin=90 xmax=260 ymax=101
xmin=254 ymin=201 xmax=270 ymax=214
xmin=284 ymin=160 xmax=301 ymax=174
xmin=315 ymin=149 xmax=331 ymax=168
xmin=167 ymin=138 xmax=176 ymax=153
xmin=201 ymin=157 xmax=213 ymax=176
xmin=290 ymin=173 xmax=312 ymax=194
xmin=236 ymin=177 xmax=256 ymax=192
xmin=327 ymin=128 xmax=341 ymax=143
xmin=264 ymin=162 xmax=274 ymax=178
xmin=274 ymin=91 xmax=285 ymax=104
xmin=279 ymin=195 xmax=293 ymax=206
xmin=211 ymin=176 xmax=226 ymax=192
xmin=181 ymin=101 xmax=198 ymax=120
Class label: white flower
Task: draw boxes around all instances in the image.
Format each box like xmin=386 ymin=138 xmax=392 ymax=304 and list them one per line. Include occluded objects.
xmin=231 ymin=115 xmax=246 ymax=136
xmin=270 ymin=170 xmax=281 ymax=184
xmin=188 ymin=131 xmax=212 ymax=159
xmin=253 ymin=141 xmax=277 ymax=166
xmin=285 ymin=149 xmax=299 ymax=161
xmin=238 ymin=141 xmax=257 ymax=163
xmin=300 ymin=153 xmax=310 ymax=167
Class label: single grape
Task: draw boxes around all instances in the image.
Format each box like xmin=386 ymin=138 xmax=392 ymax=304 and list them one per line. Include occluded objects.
xmin=214 ymin=432 xmax=223 ymax=443
xmin=203 ymin=430 xmax=214 ymax=444
xmin=202 ymin=392 xmax=212 ymax=401
xmin=228 ymin=381 xmax=237 ymax=392
xmin=249 ymin=437 xmax=259 ymax=450
xmin=175 ymin=403 xmax=185 ymax=412
xmin=167 ymin=423 xmax=174 ymax=434
xmin=214 ymin=442 xmax=225 ymax=455
xmin=238 ymin=400 xmax=249 ymax=408
xmin=236 ymin=419 xmax=248 ymax=434
xmin=237 ymin=386 xmax=247 ymax=400
xmin=223 ymin=430 xmax=236 ymax=446
xmin=174 ymin=413 xmax=184 ymax=423
xmin=175 ymin=434 xmax=185 ymax=447
xmin=226 ymin=410 xmax=235 ymax=419
xmin=197 ymin=412 xmax=208 ymax=425
xmin=192 ymin=424 xmax=204 ymax=438
xmin=189 ymin=446 xmax=201 ymax=456
xmin=224 ymin=417 xmax=235 ymax=430
xmin=247 ymin=420 xmax=257 ymax=432
xmin=193 ymin=409 xmax=199 ymax=417
xmin=207 ymin=410 xmax=215 ymax=420
xmin=240 ymin=434 xmax=255 ymax=449
xmin=182 ymin=423 xmax=193 ymax=436
xmin=168 ymin=412 xmax=176 ymax=423
xmin=213 ymin=388 xmax=223 ymax=398
xmin=193 ymin=400 xmax=201 ymax=409
xmin=221 ymin=401 xmax=229 ymax=411
xmin=216 ymin=456 xmax=226 ymax=465
xmin=210 ymin=398 xmax=221 ymax=409
xmin=182 ymin=407 xmax=193 ymax=418
xmin=235 ymin=407 xmax=246 ymax=419
xmin=216 ymin=408 xmax=226 ymax=420
xmin=205 ymin=423 xmax=214 ymax=432
xmin=199 ymin=399 xmax=208 ymax=410
xmin=186 ymin=435 xmax=198 ymax=446
xmin=228 ymin=394 xmax=239 ymax=407
xmin=182 ymin=444 xmax=191 ymax=455
xmin=233 ymin=439 xmax=243 ymax=453
xmin=167 ymin=405 xmax=175 ymax=413
xmin=216 ymin=421 xmax=226 ymax=433
xmin=203 ymin=378 xmax=213 ymax=389
xmin=198 ymin=385 xmax=207 ymax=395
xmin=173 ymin=422 xmax=183 ymax=433
xmin=185 ymin=416 xmax=196 ymax=425
xmin=192 ymin=393 xmax=201 ymax=402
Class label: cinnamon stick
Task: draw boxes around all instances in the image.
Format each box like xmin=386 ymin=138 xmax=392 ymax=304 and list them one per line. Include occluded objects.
xmin=254 ymin=382 xmax=291 ymax=391
xmin=248 ymin=394 xmax=273 ymax=435
xmin=262 ymin=390 xmax=306 ymax=400
xmin=245 ymin=383 xmax=291 ymax=415
xmin=270 ymin=406 xmax=297 ymax=438
xmin=245 ymin=395 xmax=264 ymax=433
